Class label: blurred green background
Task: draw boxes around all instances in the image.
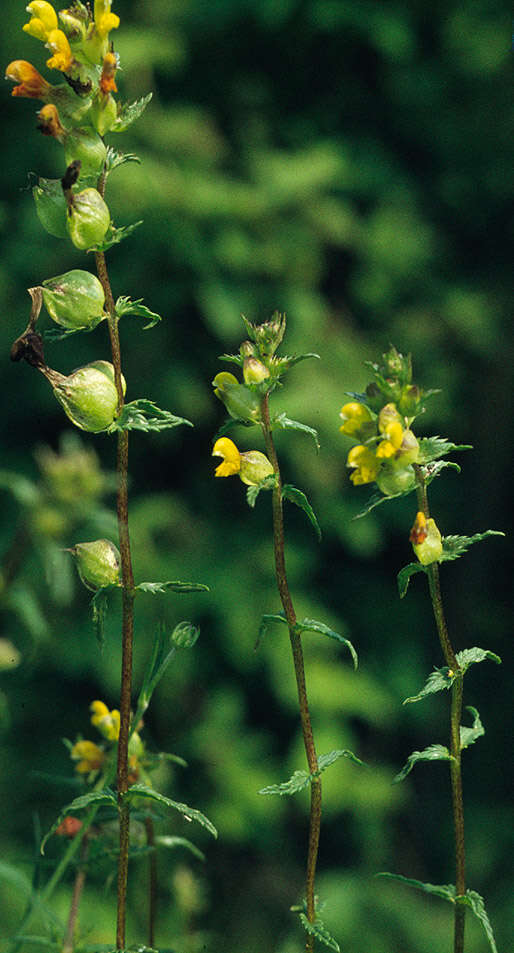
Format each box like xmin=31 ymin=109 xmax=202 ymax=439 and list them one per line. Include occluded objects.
xmin=0 ymin=1 xmax=512 ymax=950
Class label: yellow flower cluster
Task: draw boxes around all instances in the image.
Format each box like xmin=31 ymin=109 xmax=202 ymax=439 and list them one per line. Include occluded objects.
xmin=90 ymin=699 xmax=120 ymax=740
xmin=340 ymin=401 xmax=420 ymax=495
xmin=70 ymin=699 xmax=121 ymax=779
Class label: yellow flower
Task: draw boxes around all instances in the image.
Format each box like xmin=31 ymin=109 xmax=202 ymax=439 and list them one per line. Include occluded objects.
xmin=100 ymin=51 xmax=118 ymax=93
xmin=376 ymin=402 xmax=404 ymax=459
xmin=45 ymin=28 xmax=73 ymax=71
xmin=71 ymin=739 xmax=105 ymax=774
xmin=90 ymin=699 xmax=120 ymax=740
xmin=339 ymin=401 xmax=374 ymax=440
xmin=5 ymin=59 xmax=51 ymax=98
xmin=212 ymin=437 xmax=274 ymax=486
xmin=94 ymin=0 xmax=120 ymax=38
xmin=23 ymin=1 xmax=58 ymax=41
xmin=409 ymin=511 xmax=443 ymax=565
xmin=37 ymin=103 xmax=65 ymax=139
xmin=346 ymin=445 xmax=380 ymax=485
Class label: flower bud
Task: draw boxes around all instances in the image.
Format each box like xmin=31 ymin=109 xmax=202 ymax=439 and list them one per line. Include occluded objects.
xmin=409 ymin=512 xmax=443 ymax=565
xmin=69 ymin=538 xmax=121 ymax=590
xmin=55 ymin=816 xmax=83 ymax=837
xmin=244 ymin=312 xmax=286 ymax=358
xmin=243 ymin=357 xmax=270 ymax=385
xmin=33 ymin=177 xmax=68 ymax=238
xmin=212 ymin=372 xmax=261 ymax=422
xmin=398 ymin=385 xmax=422 ymax=418
xmin=64 ymin=128 xmax=107 ymax=178
xmin=239 ymin=450 xmax=274 ymax=486
xmin=42 ymin=269 xmax=105 ymax=330
xmin=66 ymin=188 xmax=110 ymax=250
xmin=172 ymin=621 xmax=200 ymax=648
xmin=376 ymin=464 xmax=416 ymax=497
xmin=48 ymin=360 xmax=125 ymax=432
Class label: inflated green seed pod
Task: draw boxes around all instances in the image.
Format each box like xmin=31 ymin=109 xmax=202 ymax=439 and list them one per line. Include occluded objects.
xmin=64 ymin=128 xmax=107 ymax=179
xmin=47 ymin=360 xmax=125 ymax=432
xmin=90 ymin=91 xmax=118 ymax=135
xmin=70 ymin=538 xmax=121 ymax=590
xmin=42 ymin=269 xmax=105 ymax=330
xmin=66 ymin=188 xmax=110 ymax=250
xmin=33 ymin=177 xmax=68 ymax=238
xmin=212 ymin=372 xmax=261 ymax=422
xmin=376 ymin=464 xmax=416 ymax=497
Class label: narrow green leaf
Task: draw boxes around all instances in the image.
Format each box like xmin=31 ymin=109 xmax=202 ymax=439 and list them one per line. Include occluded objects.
xmin=92 ymin=220 xmax=143 ymax=252
xmin=246 ymin=474 xmax=277 ymax=508
xmin=393 ymin=744 xmax=454 ymax=783
xmin=124 ymin=783 xmax=217 ymax=838
xmin=110 ymin=399 xmax=193 ymax=433
xmin=255 ymin=611 xmax=287 ymax=648
xmin=41 ymin=790 xmax=117 ymax=853
xmin=298 ymin=914 xmax=340 ymax=952
xmin=115 ymin=296 xmax=162 ymax=329
xmin=259 ymin=748 xmax=363 ymax=796
xmin=440 ymin=531 xmax=505 ymax=563
xmin=418 ymin=436 xmax=472 ymax=464
xmin=272 ymin=412 xmax=320 ymax=451
xmin=132 ymin=625 xmax=177 ymax=729
xmin=463 ymin=889 xmax=498 ymax=953
xmin=354 ymin=487 xmax=412 ymax=519
xmin=282 ymin=484 xmax=321 ymax=540
xmin=397 ymin=561 xmax=426 ymax=598
xmin=456 ymin=646 xmax=502 ymax=672
xmin=460 ymin=706 xmax=484 ymax=750
xmin=90 ymin=587 xmax=117 ymax=648
xmin=377 ymin=872 xmax=456 ymax=902
xmin=104 ymin=148 xmax=141 ymax=174
xmin=110 ymin=92 xmax=153 ymax=131
xmin=297 ymin=618 xmax=358 ymax=669
xmin=155 ymin=835 xmax=205 ymax=861
xmin=403 ymin=667 xmax=455 ymax=704
xmin=135 ymin=580 xmax=209 ymax=595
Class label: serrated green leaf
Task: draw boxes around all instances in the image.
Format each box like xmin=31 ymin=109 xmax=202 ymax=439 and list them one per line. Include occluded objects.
xmin=115 ymin=296 xmax=161 ymax=329
xmin=104 ymin=148 xmax=141 ymax=174
xmin=463 ymin=889 xmax=498 ymax=953
xmin=297 ymin=618 xmax=358 ymax=668
xmin=456 ymin=646 xmax=502 ymax=672
xmin=246 ymin=474 xmax=277 ymax=508
xmin=110 ymin=400 xmax=193 ymax=433
xmin=298 ymin=914 xmax=340 ymax=952
xmin=259 ymin=749 xmax=362 ymax=796
xmin=440 ymin=531 xmax=505 ymax=563
xmin=403 ymin=666 xmax=455 ymax=704
xmin=110 ymin=93 xmax=153 ymax=132
xmin=135 ymin=580 xmax=209 ymax=594
xmin=124 ymin=784 xmax=217 ymax=838
xmin=460 ymin=706 xmax=484 ymax=750
xmin=92 ymin=220 xmax=143 ymax=253
xmin=41 ymin=790 xmax=117 ymax=853
xmin=393 ymin=744 xmax=454 ymax=783
xmin=397 ymin=561 xmax=426 ymax=598
xmin=353 ymin=487 xmax=412 ymax=519
xmin=418 ymin=436 xmax=472 ymax=464
xmin=377 ymin=872 xmax=456 ymax=902
xmin=272 ymin=412 xmax=320 ymax=451
xmin=282 ymin=484 xmax=321 ymax=540
xmin=155 ymin=835 xmax=205 ymax=862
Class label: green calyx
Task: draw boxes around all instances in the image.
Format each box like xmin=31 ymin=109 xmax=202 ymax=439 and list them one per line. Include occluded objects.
xmin=69 ymin=538 xmax=121 ymax=590
xmin=212 ymin=372 xmax=261 ymax=422
xmin=49 ymin=360 xmax=126 ymax=432
xmin=42 ymin=269 xmax=105 ymax=330
xmin=64 ymin=128 xmax=107 ymax=179
xmin=66 ymin=188 xmax=110 ymax=250
xmin=90 ymin=91 xmax=118 ymax=135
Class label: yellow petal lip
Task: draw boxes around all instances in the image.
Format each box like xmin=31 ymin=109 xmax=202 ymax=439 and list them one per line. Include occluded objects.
xmin=212 ymin=437 xmax=241 ymax=477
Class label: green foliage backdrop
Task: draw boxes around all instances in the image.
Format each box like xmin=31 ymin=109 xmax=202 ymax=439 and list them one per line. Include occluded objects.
xmin=0 ymin=1 xmax=511 ymax=950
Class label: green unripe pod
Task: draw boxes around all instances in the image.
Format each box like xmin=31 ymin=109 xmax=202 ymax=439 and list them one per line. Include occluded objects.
xmin=90 ymin=91 xmax=118 ymax=136
xmin=64 ymin=129 xmax=107 ymax=179
xmin=47 ymin=360 xmax=125 ymax=432
xmin=239 ymin=450 xmax=274 ymax=486
xmin=33 ymin=177 xmax=68 ymax=238
xmin=376 ymin=464 xmax=416 ymax=497
xmin=70 ymin=538 xmax=121 ymax=590
xmin=243 ymin=357 xmax=270 ymax=385
xmin=66 ymin=188 xmax=110 ymax=250
xmin=212 ymin=372 xmax=261 ymax=422
xmin=42 ymin=269 xmax=105 ymax=330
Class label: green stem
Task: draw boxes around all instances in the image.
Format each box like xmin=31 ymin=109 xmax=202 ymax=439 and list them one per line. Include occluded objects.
xmin=260 ymin=394 xmax=320 ymax=952
xmin=95 ymin=242 xmax=136 ymax=952
xmin=414 ymin=467 xmax=465 ymax=953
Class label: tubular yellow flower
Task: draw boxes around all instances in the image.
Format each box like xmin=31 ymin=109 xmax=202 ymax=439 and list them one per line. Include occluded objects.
xmin=45 ymin=28 xmax=73 ymax=71
xmin=377 ymin=402 xmax=405 ymax=458
xmin=212 ymin=437 xmax=241 ymax=477
xmin=94 ymin=0 xmax=120 ymax=38
xmin=5 ymin=59 xmax=51 ymax=98
xmin=23 ymin=1 xmax=58 ymax=40
xmin=71 ymin=739 xmax=105 ymax=774
xmin=346 ymin=444 xmax=380 ymax=485
xmin=90 ymin=700 xmax=120 ymax=740
xmin=339 ymin=401 xmax=374 ymax=440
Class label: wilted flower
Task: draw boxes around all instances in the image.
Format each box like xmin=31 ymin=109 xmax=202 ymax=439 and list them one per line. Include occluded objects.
xmin=5 ymin=60 xmax=51 ymax=99
xmin=409 ymin=511 xmax=443 ymax=565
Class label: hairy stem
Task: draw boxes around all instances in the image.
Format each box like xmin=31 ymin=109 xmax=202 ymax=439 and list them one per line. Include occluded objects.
xmin=62 ymin=838 xmax=89 ymax=953
xmin=260 ymin=394 xmax=320 ymax=951
xmin=414 ymin=467 xmax=465 ymax=952
xmin=95 ymin=244 xmax=136 ymax=951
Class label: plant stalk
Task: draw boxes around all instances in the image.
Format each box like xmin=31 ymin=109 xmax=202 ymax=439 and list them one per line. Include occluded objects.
xmin=95 ymin=243 xmax=136 ymax=952
xmin=145 ymin=815 xmax=158 ymax=948
xmin=261 ymin=394 xmax=321 ymax=952
xmin=414 ymin=468 xmax=466 ymax=953
xmin=62 ymin=837 xmax=89 ymax=953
